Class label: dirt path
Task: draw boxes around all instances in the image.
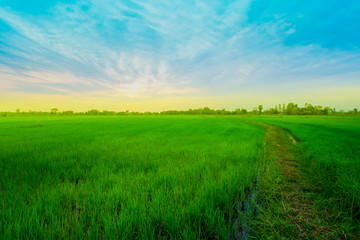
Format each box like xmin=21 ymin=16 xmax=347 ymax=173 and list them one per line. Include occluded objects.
xmin=252 ymin=122 xmax=333 ymax=239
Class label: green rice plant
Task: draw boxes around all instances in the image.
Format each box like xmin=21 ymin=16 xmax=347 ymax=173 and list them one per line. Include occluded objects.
xmin=245 ymin=115 xmax=360 ymax=234
xmin=0 ymin=116 xmax=265 ymax=239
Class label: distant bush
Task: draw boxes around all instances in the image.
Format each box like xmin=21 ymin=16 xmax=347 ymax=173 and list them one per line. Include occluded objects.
xmin=5 ymin=103 xmax=360 ymax=116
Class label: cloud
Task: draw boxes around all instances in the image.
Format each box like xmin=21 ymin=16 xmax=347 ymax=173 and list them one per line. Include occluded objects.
xmin=0 ymin=0 xmax=359 ymax=102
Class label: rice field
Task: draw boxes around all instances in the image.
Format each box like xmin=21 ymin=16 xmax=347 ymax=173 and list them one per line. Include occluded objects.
xmin=0 ymin=116 xmax=265 ymax=239
xmin=247 ymin=115 xmax=360 ymax=234
xmin=1 ymin=115 xmax=359 ymax=238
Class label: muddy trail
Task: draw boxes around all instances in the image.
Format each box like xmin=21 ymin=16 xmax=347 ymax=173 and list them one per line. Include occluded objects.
xmin=250 ymin=122 xmax=337 ymax=239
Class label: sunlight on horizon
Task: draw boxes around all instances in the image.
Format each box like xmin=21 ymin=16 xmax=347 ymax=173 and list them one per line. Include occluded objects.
xmin=0 ymin=0 xmax=359 ymax=111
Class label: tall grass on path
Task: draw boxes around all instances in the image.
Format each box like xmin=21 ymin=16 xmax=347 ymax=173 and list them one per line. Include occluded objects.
xmin=245 ymin=115 xmax=360 ymax=234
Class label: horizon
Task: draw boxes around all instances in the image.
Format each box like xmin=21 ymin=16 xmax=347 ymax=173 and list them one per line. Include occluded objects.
xmin=1 ymin=1 xmax=360 ymax=112
xmin=2 ymin=102 xmax=357 ymax=114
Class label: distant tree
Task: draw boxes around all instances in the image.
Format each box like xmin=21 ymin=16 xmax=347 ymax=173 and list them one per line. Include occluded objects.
xmin=314 ymin=105 xmax=323 ymax=115
xmin=50 ymin=108 xmax=59 ymax=115
xmin=323 ymin=107 xmax=331 ymax=115
xmin=250 ymin=107 xmax=258 ymax=114
xmin=269 ymin=107 xmax=279 ymax=114
xmin=285 ymin=103 xmax=298 ymax=115
xmin=62 ymin=110 xmax=74 ymax=115
xmin=258 ymin=105 xmax=263 ymax=114
xmin=303 ymin=103 xmax=314 ymax=115
xmin=202 ymin=107 xmax=212 ymax=115
xmin=10 ymin=103 xmax=354 ymax=116
xmin=87 ymin=109 xmax=100 ymax=115
xmin=102 ymin=110 xmax=116 ymax=115
xmin=234 ymin=108 xmax=242 ymax=115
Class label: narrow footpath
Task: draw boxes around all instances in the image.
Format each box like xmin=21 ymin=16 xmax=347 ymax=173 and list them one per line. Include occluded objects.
xmin=251 ymin=122 xmax=333 ymax=239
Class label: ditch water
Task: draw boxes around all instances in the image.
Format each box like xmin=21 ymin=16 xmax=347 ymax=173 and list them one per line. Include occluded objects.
xmin=232 ymin=171 xmax=261 ymax=240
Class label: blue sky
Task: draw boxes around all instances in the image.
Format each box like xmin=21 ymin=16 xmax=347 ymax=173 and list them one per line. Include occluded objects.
xmin=0 ymin=0 xmax=359 ymax=111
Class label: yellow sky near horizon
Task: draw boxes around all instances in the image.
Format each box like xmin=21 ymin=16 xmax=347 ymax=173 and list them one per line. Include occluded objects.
xmin=1 ymin=84 xmax=359 ymax=112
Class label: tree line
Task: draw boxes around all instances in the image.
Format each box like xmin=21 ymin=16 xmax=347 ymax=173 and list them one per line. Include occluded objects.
xmin=1 ymin=103 xmax=358 ymax=117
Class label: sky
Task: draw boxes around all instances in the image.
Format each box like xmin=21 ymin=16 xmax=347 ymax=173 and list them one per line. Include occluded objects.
xmin=0 ymin=0 xmax=359 ymax=112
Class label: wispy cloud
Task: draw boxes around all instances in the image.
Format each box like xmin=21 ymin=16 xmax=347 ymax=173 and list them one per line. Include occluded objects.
xmin=0 ymin=0 xmax=359 ymax=104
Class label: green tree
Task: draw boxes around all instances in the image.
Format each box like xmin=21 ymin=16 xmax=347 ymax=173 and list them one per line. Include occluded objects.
xmin=62 ymin=110 xmax=74 ymax=115
xmin=323 ymin=107 xmax=331 ymax=115
xmin=50 ymin=108 xmax=59 ymax=115
xmin=285 ymin=103 xmax=298 ymax=115
xmin=202 ymin=107 xmax=212 ymax=115
xmin=314 ymin=105 xmax=323 ymax=115
xmin=87 ymin=109 xmax=100 ymax=115
xmin=234 ymin=108 xmax=242 ymax=115
xmin=258 ymin=105 xmax=263 ymax=114
xmin=251 ymin=107 xmax=258 ymax=114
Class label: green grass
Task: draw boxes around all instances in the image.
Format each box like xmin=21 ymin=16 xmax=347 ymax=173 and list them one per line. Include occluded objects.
xmin=246 ymin=115 xmax=360 ymax=233
xmin=0 ymin=116 xmax=265 ymax=239
xmin=1 ymin=115 xmax=359 ymax=238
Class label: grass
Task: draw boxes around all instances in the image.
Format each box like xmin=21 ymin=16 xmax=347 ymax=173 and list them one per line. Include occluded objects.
xmin=1 ymin=115 xmax=359 ymax=238
xmin=245 ymin=115 xmax=360 ymax=237
xmin=0 ymin=116 xmax=265 ymax=239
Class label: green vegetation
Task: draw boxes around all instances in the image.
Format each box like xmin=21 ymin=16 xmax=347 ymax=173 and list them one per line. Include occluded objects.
xmin=248 ymin=116 xmax=360 ymax=236
xmin=1 ymin=114 xmax=359 ymax=238
xmin=0 ymin=116 xmax=265 ymax=239
xmin=2 ymin=102 xmax=359 ymax=117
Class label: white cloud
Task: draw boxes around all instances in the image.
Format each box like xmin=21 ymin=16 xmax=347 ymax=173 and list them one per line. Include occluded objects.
xmin=0 ymin=0 xmax=359 ymax=99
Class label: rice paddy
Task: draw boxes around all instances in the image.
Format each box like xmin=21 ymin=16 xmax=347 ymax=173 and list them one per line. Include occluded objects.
xmin=1 ymin=115 xmax=359 ymax=238
xmin=0 ymin=116 xmax=265 ymax=239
